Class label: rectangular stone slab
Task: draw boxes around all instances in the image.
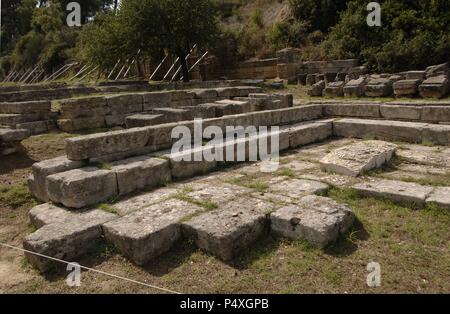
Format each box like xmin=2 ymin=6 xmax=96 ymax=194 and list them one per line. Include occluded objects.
xmin=46 ymin=167 xmax=118 ymax=209
xmin=352 ymin=179 xmax=434 ymax=208
xmin=23 ymin=209 xmax=116 ymax=272
xmin=320 ymin=140 xmax=397 ymax=177
xmin=111 ymin=156 xmax=171 ymax=196
xmin=182 ymin=198 xmax=273 ymax=261
xmin=333 ymin=118 xmax=425 ymax=143
xmin=103 ymin=199 xmax=202 ymax=265
xmin=323 ymin=103 xmax=380 ymax=118
xmin=270 ymin=195 xmax=355 ymax=248
xmin=289 ymin=121 xmax=332 ymax=148
xmin=30 ymin=156 xmax=86 ymax=202
xmin=426 ymin=187 xmax=450 ymax=210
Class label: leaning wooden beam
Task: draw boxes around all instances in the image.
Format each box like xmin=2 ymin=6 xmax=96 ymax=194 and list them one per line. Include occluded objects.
xmin=18 ymin=68 xmax=32 ymax=82
xmin=170 ymin=44 xmax=198 ymax=81
xmin=149 ymin=55 xmax=168 ymax=81
xmin=22 ymin=65 xmax=40 ymax=83
xmin=162 ymin=57 xmax=179 ymax=80
xmin=115 ymin=60 xmax=128 ymax=81
xmin=30 ymin=70 xmax=45 ymax=84
xmin=51 ymin=63 xmax=77 ymax=81
xmin=79 ymin=65 xmax=99 ymax=81
xmin=69 ymin=64 xmax=90 ymax=81
xmin=44 ymin=64 xmax=68 ymax=82
xmin=179 ymin=51 xmax=209 ymax=81
xmin=3 ymin=71 xmax=14 ymax=82
xmin=107 ymin=59 xmax=121 ymax=80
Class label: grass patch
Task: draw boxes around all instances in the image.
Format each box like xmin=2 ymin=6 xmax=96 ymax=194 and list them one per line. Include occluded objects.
xmin=97 ymin=204 xmax=118 ymax=215
xmin=0 ymin=183 xmax=36 ymax=208
xmin=277 ymin=168 xmax=296 ymax=178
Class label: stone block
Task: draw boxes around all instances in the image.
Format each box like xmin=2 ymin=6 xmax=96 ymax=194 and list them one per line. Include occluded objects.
xmin=289 ymin=121 xmax=332 ymax=148
xmin=308 ymin=80 xmax=326 ymax=97
xmin=323 ymin=81 xmax=345 ymax=97
xmin=103 ymin=199 xmax=202 ymax=265
xmin=65 ymin=127 xmax=150 ymax=161
xmin=344 ymin=77 xmax=367 ymax=97
xmin=182 ymin=198 xmax=272 ymax=261
xmin=23 ymin=208 xmax=116 ymax=272
xmin=323 ymin=103 xmax=380 ymax=118
xmin=125 ymin=114 xmax=166 ymax=128
xmin=380 ymin=105 xmax=422 ymax=121
xmin=46 ymin=167 xmax=118 ymax=208
xmin=419 ymin=75 xmax=449 ymax=98
xmin=30 ymin=156 xmax=86 ymax=202
xmin=426 ymin=187 xmax=450 ymax=210
xmin=393 ymin=79 xmax=421 ymax=97
xmin=57 ymin=116 xmax=105 ymax=132
xmin=365 ymin=78 xmax=393 ymax=97
xmin=320 ymin=140 xmax=397 ymax=177
xmin=111 ymin=156 xmax=171 ymax=195
xmin=421 ymin=106 xmax=450 ymax=123
xmin=353 ymin=179 xmax=434 ymax=207
xmin=271 ymin=195 xmax=355 ymax=248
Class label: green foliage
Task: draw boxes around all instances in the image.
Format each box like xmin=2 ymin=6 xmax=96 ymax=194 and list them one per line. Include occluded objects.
xmin=322 ymin=0 xmax=450 ymax=72
xmin=266 ymin=20 xmax=308 ymax=50
xmin=250 ymin=9 xmax=264 ymax=29
xmin=289 ymin=0 xmax=349 ymax=32
xmin=81 ymin=0 xmax=220 ymax=81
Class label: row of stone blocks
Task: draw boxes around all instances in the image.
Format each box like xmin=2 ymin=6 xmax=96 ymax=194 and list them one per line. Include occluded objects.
xmin=310 ymin=75 xmax=449 ymax=99
xmin=28 ymin=118 xmax=331 ymax=208
xmin=0 ymin=100 xmax=57 ymax=135
xmin=54 ymin=86 xmax=263 ymax=132
xmin=319 ymin=102 xmax=450 ymax=123
xmin=24 ymin=187 xmax=356 ymax=272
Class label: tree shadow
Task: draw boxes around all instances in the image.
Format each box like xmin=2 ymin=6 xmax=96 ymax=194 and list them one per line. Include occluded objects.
xmin=0 ymin=145 xmax=37 ymax=175
xmin=324 ymin=218 xmax=370 ymax=257
xmin=141 ymin=240 xmax=197 ymax=277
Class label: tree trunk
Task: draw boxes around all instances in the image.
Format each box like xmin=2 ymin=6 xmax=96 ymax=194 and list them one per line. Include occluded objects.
xmin=179 ymin=54 xmax=190 ymax=82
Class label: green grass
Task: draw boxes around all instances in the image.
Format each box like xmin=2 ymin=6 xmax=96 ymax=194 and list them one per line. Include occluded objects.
xmin=0 ymin=183 xmax=36 ymax=208
xmin=97 ymin=204 xmax=119 ymax=215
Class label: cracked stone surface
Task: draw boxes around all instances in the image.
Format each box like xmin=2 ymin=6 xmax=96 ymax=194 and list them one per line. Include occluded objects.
xmin=271 ymin=195 xmax=355 ymax=248
xmin=320 ymin=141 xmax=397 ymax=177
xmin=426 ymin=187 xmax=450 ymax=210
xmin=103 ymin=199 xmax=202 ymax=265
xmin=353 ymin=179 xmax=434 ymax=208
xmin=182 ymin=198 xmax=275 ymax=261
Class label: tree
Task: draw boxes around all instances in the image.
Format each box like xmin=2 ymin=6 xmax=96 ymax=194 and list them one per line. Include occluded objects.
xmin=81 ymin=0 xmax=220 ymax=82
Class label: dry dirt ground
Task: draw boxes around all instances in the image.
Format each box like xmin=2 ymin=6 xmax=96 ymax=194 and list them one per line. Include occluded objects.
xmin=0 ymin=88 xmax=449 ymax=294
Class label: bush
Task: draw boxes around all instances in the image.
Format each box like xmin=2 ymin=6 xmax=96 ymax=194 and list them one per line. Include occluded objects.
xmin=322 ymin=0 xmax=450 ymax=72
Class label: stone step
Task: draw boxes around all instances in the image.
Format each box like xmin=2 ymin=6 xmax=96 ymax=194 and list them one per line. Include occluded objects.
xmin=0 ymin=127 xmax=30 ymax=142
xmin=182 ymin=198 xmax=274 ymax=261
xmin=111 ymin=156 xmax=171 ymax=196
xmin=270 ymin=195 xmax=355 ymax=248
xmin=334 ymin=118 xmax=450 ymax=144
xmin=320 ymin=140 xmax=397 ymax=177
xmin=28 ymin=156 xmax=86 ymax=202
xmin=352 ymin=179 xmax=434 ymax=208
xmin=103 ymin=199 xmax=202 ymax=265
xmin=65 ymin=105 xmax=323 ymax=161
xmin=0 ymin=100 xmax=51 ymax=114
xmin=46 ymin=167 xmax=118 ymax=209
xmin=323 ymin=103 xmax=380 ymax=118
xmin=425 ymin=187 xmax=450 ymax=210
xmin=23 ymin=205 xmax=116 ymax=272
xmin=125 ymin=114 xmax=166 ymax=128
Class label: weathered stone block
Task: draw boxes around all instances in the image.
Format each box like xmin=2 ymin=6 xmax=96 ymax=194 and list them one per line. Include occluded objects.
xmin=323 ymin=81 xmax=345 ymax=97
xmin=333 ymin=118 xmax=425 ymax=143
xmin=422 ymin=124 xmax=450 ymax=145
xmin=320 ymin=140 xmax=397 ymax=177
xmin=57 ymin=116 xmax=105 ymax=132
xmin=182 ymin=198 xmax=272 ymax=261
xmin=380 ymin=105 xmax=422 ymax=121
xmin=271 ymin=195 xmax=355 ymax=248
xmin=289 ymin=121 xmax=332 ymax=148
xmin=106 ymin=94 xmax=143 ymax=114
xmin=30 ymin=156 xmax=86 ymax=202
xmin=103 ymin=199 xmax=201 ymax=265
xmin=308 ymin=80 xmax=326 ymax=97
xmin=353 ymin=179 xmax=434 ymax=207
xmin=419 ymin=75 xmax=449 ymax=98
xmin=46 ymin=167 xmax=118 ymax=208
xmin=426 ymin=187 xmax=450 ymax=210
xmin=365 ymin=78 xmax=393 ymax=97
xmin=344 ymin=77 xmax=367 ymax=97
xmin=323 ymin=103 xmax=380 ymax=118
xmin=23 ymin=208 xmax=116 ymax=272
xmin=421 ymin=106 xmax=450 ymax=123
xmin=393 ymin=79 xmax=421 ymax=97
xmin=125 ymin=114 xmax=166 ymax=128
xmin=65 ymin=127 xmax=150 ymax=161
xmin=111 ymin=156 xmax=171 ymax=195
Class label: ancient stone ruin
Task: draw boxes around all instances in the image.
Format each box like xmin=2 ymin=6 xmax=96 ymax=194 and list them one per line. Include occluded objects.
xmin=13 ymin=82 xmax=449 ymax=272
